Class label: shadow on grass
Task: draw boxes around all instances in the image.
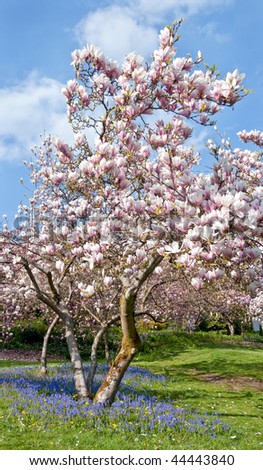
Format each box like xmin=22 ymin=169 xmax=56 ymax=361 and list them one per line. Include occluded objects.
xmin=175 ymin=359 xmax=263 ymax=381
xmin=130 ymin=382 xmax=263 ymax=420
xmin=142 ymin=329 xmax=262 ymax=344
xmin=138 ymin=332 xmax=263 ymax=366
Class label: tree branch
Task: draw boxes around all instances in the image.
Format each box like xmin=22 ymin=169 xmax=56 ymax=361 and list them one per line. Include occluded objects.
xmin=58 ymin=256 xmax=76 ymax=287
xmin=47 ymin=271 xmax=60 ymax=303
xmin=22 ymin=261 xmax=62 ymax=316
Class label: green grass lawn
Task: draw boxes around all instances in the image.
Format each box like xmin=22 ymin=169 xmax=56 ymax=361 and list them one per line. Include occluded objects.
xmin=0 ymin=331 xmax=262 ymax=450
xmin=135 ymin=331 xmax=263 ymax=449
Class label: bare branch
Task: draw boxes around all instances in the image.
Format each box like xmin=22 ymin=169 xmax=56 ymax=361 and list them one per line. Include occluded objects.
xmin=22 ymin=261 xmax=62 ymax=316
xmin=47 ymin=271 xmax=60 ymax=303
xmin=58 ymin=256 xmax=76 ymax=287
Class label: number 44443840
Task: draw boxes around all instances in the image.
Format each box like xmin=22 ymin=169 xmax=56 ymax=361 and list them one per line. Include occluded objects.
xmin=171 ymin=454 xmax=235 ymax=466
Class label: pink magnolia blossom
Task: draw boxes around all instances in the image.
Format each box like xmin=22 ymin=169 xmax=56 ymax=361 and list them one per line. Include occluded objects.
xmin=1 ymin=21 xmax=261 ymax=406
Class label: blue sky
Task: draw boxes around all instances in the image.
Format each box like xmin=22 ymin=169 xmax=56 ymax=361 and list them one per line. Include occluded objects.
xmin=0 ymin=0 xmax=262 ymax=224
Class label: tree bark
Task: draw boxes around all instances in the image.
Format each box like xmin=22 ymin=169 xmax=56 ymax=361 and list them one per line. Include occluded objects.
xmin=87 ymin=314 xmax=119 ymax=394
xmin=22 ymin=262 xmax=89 ymax=399
xmin=93 ymin=255 xmax=162 ymax=405
xmin=104 ymin=329 xmax=111 ymax=367
xmin=227 ymin=322 xmax=235 ymax=336
xmin=59 ymin=302 xmax=90 ymax=399
xmin=87 ymin=325 xmax=107 ymax=394
xmin=39 ymin=314 xmax=59 ymax=376
xmin=93 ymin=291 xmax=141 ymax=404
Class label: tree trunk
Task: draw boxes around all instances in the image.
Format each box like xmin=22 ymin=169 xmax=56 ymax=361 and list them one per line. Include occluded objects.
xmin=87 ymin=325 xmax=107 ymax=394
xmin=104 ymin=329 xmax=111 ymax=367
xmin=93 ymin=292 xmax=141 ymax=404
xmin=228 ymin=322 xmax=235 ymax=336
xmin=93 ymin=255 xmax=162 ymax=405
xmin=39 ymin=314 xmax=59 ymax=376
xmin=22 ymin=262 xmax=89 ymax=399
xmin=88 ymin=314 xmax=119 ymax=394
xmin=60 ymin=303 xmax=90 ymax=399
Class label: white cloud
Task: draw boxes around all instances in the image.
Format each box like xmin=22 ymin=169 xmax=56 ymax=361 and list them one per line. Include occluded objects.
xmin=0 ymin=72 xmax=73 ymax=162
xmin=133 ymin=0 xmax=235 ymax=19
xmin=74 ymin=5 xmax=158 ymax=63
xmin=198 ymin=21 xmax=230 ymax=44
xmin=138 ymin=0 xmax=235 ymax=14
xmin=0 ymin=0 xmax=235 ymax=164
xmin=74 ymin=0 xmax=234 ymax=63
xmin=189 ymin=128 xmax=209 ymax=153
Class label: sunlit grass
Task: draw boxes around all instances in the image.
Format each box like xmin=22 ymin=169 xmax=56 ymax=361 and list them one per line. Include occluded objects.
xmin=136 ymin=331 xmax=263 ymax=450
xmin=0 ymin=331 xmax=262 ymax=450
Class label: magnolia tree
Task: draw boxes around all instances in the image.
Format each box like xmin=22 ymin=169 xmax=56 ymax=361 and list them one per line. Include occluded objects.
xmin=250 ymin=290 xmax=263 ymax=325
xmin=193 ymin=282 xmax=251 ymax=335
xmin=207 ymin=285 xmax=251 ymax=335
xmin=0 ymin=236 xmax=92 ymax=397
xmin=0 ymin=233 xmax=122 ymax=394
xmin=1 ymin=21 xmax=262 ymax=405
xmin=138 ymin=262 xmax=252 ymax=334
xmin=137 ymin=264 xmax=210 ymax=331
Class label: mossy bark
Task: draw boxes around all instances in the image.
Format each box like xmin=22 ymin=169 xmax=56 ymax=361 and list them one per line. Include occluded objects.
xmin=93 ymin=292 xmax=141 ymax=404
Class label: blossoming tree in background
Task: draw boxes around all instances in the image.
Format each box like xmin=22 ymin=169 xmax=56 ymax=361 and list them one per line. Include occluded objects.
xmin=0 ymin=232 xmax=93 ymax=397
xmin=249 ymin=288 xmax=263 ymax=332
xmin=1 ymin=223 xmax=124 ymax=396
xmin=137 ymin=265 xmax=252 ymax=335
xmin=1 ymin=20 xmax=262 ymax=405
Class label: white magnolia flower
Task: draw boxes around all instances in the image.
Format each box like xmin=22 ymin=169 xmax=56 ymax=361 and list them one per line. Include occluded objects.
xmin=79 ymin=284 xmax=95 ymax=298
xmin=163 ymin=241 xmax=180 ymax=254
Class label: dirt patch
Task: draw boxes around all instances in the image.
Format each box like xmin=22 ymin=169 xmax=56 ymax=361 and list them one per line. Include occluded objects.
xmin=196 ymin=372 xmax=263 ymax=391
xmin=0 ymin=349 xmax=63 ymax=363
